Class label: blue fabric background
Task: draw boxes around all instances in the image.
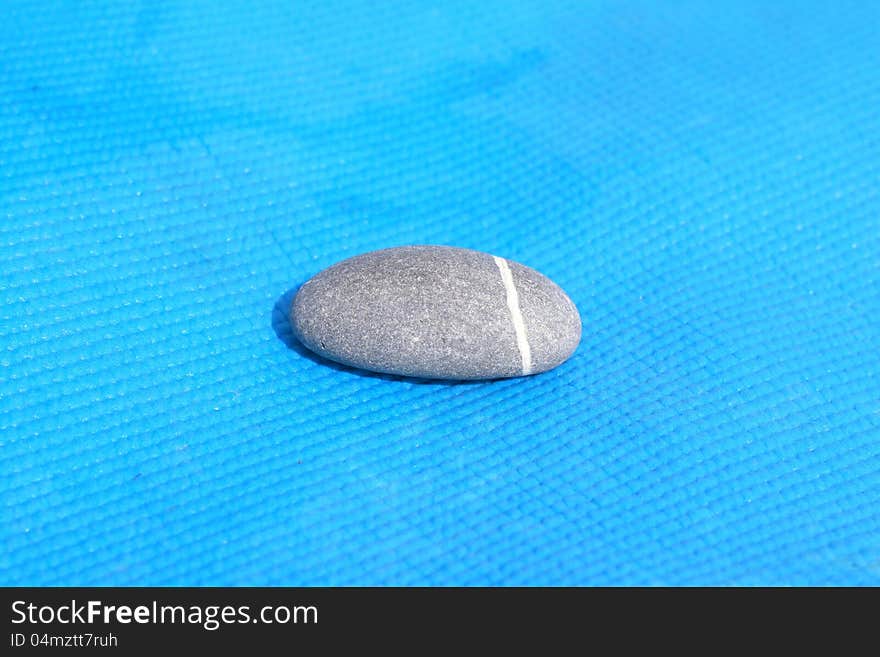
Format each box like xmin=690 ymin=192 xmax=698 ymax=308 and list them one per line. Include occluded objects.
xmin=1 ymin=1 xmax=879 ymax=585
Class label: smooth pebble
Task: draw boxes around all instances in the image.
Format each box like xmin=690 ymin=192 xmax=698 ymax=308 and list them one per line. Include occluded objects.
xmin=290 ymin=245 xmax=581 ymax=380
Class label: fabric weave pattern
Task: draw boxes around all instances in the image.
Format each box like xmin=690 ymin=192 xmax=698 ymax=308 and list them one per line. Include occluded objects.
xmin=1 ymin=1 xmax=878 ymax=585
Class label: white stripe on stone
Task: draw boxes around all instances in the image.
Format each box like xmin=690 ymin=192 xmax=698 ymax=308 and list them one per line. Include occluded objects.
xmin=493 ymin=256 xmax=533 ymax=376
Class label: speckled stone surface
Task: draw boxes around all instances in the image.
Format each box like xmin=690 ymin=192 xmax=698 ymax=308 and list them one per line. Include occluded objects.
xmin=290 ymin=246 xmax=581 ymax=380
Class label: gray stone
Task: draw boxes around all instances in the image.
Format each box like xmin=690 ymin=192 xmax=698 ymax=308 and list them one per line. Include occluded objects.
xmin=290 ymin=245 xmax=581 ymax=380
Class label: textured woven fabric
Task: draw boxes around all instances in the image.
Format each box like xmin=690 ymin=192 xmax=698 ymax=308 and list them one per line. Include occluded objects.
xmin=2 ymin=1 xmax=879 ymax=585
